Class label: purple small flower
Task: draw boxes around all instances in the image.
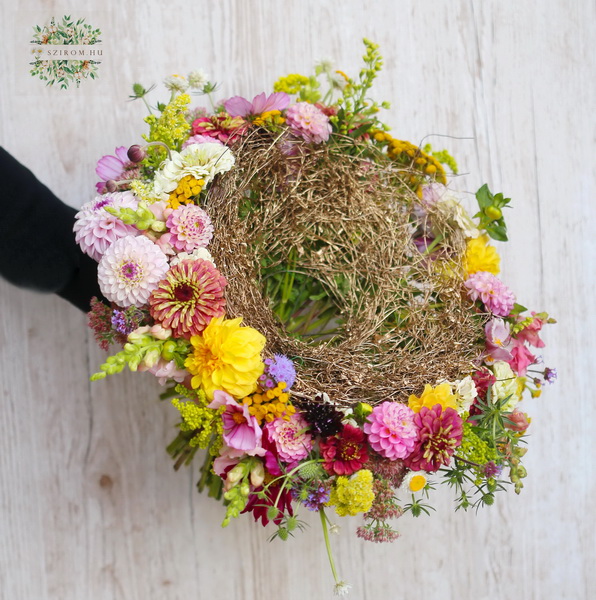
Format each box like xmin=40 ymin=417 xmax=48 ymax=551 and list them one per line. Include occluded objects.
xmin=263 ymin=354 xmax=296 ymax=389
xmin=544 ymin=367 xmax=558 ymax=384
xmin=483 ymin=461 xmax=503 ymax=478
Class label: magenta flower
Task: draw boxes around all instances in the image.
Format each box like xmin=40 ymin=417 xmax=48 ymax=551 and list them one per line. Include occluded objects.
xmin=484 ymin=318 xmax=514 ymax=362
xmin=404 ymin=404 xmax=463 ymax=473
xmin=208 ymin=390 xmax=263 ymax=454
xmin=265 ymin=413 xmax=313 ymax=463
xmin=464 ymin=271 xmax=515 ymax=317
xmin=508 ymin=341 xmax=536 ymax=376
xmin=285 ymin=102 xmax=332 ymax=144
xmin=224 ymin=92 xmax=290 ymax=117
xmin=363 ymin=401 xmax=418 ymax=461
xmin=95 ymin=146 xmax=136 ymax=193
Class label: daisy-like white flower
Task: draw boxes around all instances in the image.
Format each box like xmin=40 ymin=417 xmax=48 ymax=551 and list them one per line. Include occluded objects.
xmin=169 ymin=247 xmax=215 ymax=267
xmin=187 ymin=69 xmax=209 ymax=90
xmin=163 ymin=74 xmax=189 ymax=93
xmin=98 ymin=235 xmax=169 ymax=307
xmin=166 ymin=204 xmax=214 ymax=252
xmin=153 ymin=143 xmax=235 ymax=200
xmin=74 ymin=192 xmax=139 ymax=261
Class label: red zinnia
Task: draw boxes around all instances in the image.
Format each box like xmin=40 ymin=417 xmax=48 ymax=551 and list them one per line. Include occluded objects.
xmin=149 ymin=259 xmax=226 ymax=338
xmin=404 ymin=404 xmax=463 ymax=473
xmin=319 ymin=423 xmax=369 ymax=476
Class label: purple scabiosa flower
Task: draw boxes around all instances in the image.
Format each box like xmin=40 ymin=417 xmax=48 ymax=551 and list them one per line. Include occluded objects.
xmin=74 ymin=192 xmax=140 ymax=262
xmin=166 ymin=204 xmax=214 ymax=252
xmin=285 ymin=102 xmax=332 ymax=144
xmin=261 ymin=354 xmax=296 ymax=390
xmin=464 ymin=271 xmax=516 ymax=317
xmin=97 ymin=235 xmax=169 ymax=307
xmin=292 ymin=481 xmax=331 ymax=511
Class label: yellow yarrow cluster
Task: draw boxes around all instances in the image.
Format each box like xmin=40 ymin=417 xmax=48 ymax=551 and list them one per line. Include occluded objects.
xmin=185 ymin=316 xmax=266 ymax=400
xmin=167 ymin=174 xmax=205 ymax=209
xmin=408 ymin=382 xmax=458 ymax=413
xmin=143 ymin=93 xmax=191 ymax=152
xmin=171 ymin=392 xmax=224 ymax=455
xmin=372 ymin=130 xmax=447 ymax=184
xmin=129 ymin=179 xmax=160 ymax=204
xmin=273 ymin=73 xmax=309 ymax=94
xmin=242 ymin=383 xmax=295 ymax=425
xmin=464 ymin=234 xmax=501 ymax=276
xmin=327 ymin=469 xmax=375 ymax=517
xmin=253 ymin=110 xmax=285 ymax=128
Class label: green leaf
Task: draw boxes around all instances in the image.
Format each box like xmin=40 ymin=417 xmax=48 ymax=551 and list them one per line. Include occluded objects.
xmin=475 ymin=184 xmax=493 ymax=209
xmin=487 ymin=224 xmax=508 ymax=242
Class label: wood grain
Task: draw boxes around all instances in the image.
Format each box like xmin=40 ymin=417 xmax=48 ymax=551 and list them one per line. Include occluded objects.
xmin=1 ymin=1 xmax=594 ymax=598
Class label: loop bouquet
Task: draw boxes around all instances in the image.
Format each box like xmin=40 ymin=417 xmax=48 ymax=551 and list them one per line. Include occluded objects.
xmin=78 ymin=40 xmax=556 ymax=594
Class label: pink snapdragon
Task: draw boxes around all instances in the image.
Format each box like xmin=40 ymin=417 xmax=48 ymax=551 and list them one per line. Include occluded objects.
xmin=508 ymin=341 xmax=536 ymax=377
xmin=516 ymin=312 xmax=546 ymax=348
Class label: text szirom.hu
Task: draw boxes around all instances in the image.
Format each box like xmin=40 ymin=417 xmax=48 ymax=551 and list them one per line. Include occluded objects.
xmin=31 ymin=45 xmax=104 ymax=60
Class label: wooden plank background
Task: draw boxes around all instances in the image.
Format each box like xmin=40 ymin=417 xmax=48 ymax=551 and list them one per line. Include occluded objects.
xmin=1 ymin=1 xmax=594 ymax=598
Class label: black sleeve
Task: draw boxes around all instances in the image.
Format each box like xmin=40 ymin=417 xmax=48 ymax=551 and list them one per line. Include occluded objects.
xmin=0 ymin=146 xmax=107 ymax=312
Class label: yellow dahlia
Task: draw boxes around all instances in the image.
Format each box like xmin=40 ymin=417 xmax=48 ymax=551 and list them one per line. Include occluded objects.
xmin=408 ymin=382 xmax=458 ymax=413
xmin=185 ymin=316 xmax=266 ymax=399
xmin=464 ymin=234 xmax=501 ymax=276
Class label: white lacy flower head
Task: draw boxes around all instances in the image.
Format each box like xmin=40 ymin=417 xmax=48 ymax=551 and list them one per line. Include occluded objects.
xmin=491 ymin=361 xmax=521 ymax=412
xmin=169 ymin=247 xmax=216 ymax=267
xmin=153 ymin=143 xmax=236 ymax=199
xmin=333 ymin=581 xmax=352 ymax=596
xmin=97 ymin=235 xmax=169 ymax=307
xmin=437 ymin=192 xmax=480 ymax=239
xmin=163 ymin=74 xmax=189 ymax=93
xmin=187 ymin=69 xmax=209 ymax=90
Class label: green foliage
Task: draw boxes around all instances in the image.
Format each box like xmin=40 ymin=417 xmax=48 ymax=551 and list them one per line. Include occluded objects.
xmin=474 ymin=184 xmax=511 ymax=241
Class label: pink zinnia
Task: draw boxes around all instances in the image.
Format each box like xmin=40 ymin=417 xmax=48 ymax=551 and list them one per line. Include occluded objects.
xmin=95 ymin=146 xmax=138 ymax=193
xmin=149 ymin=259 xmax=226 ymax=338
xmin=319 ymin=423 xmax=369 ymax=476
xmin=166 ymin=205 xmax=214 ymax=252
xmin=464 ymin=271 xmax=515 ymax=317
xmin=285 ymin=102 xmax=332 ymax=144
xmin=224 ymin=92 xmax=290 ymax=117
xmin=208 ymin=390 xmax=263 ymax=454
xmin=364 ymin=401 xmax=418 ymax=461
xmin=404 ymin=404 xmax=463 ymax=473
xmin=74 ymin=192 xmax=139 ymax=261
xmin=191 ymin=113 xmax=248 ymax=144
xmin=265 ymin=413 xmax=313 ymax=463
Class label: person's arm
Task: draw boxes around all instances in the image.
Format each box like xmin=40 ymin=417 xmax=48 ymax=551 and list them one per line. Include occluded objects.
xmin=0 ymin=146 xmax=106 ymax=312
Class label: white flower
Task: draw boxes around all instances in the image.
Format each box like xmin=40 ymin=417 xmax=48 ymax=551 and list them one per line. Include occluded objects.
xmin=452 ymin=375 xmax=478 ymax=414
xmin=153 ymin=144 xmax=235 ymax=199
xmin=187 ymin=69 xmax=209 ymax=90
xmin=97 ymin=235 xmax=169 ymax=307
xmin=333 ymin=581 xmax=352 ymax=596
xmin=163 ymin=74 xmax=189 ymax=93
xmin=169 ymin=247 xmax=215 ymax=267
xmin=437 ymin=194 xmax=480 ymax=238
xmin=491 ymin=361 xmax=521 ymax=411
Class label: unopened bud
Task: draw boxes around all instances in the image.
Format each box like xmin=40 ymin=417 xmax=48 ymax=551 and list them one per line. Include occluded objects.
xmin=105 ymin=180 xmax=118 ymax=192
xmin=127 ymin=144 xmax=147 ymax=163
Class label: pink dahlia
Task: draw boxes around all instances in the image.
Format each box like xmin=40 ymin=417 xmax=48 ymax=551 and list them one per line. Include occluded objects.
xmin=182 ymin=134 xmax=223 ymax=149
xmin=265 ymin=413 xmax=313 ymax=464
xmin=95 ymin=146 xmax=138 ymax=193
xmin=148 ymin=259 xmax=226 ymax=338
xmin=97 ymin=235 xmax=169 ymax=307
xmin=224 ymin=92 xmax=290 ymax=117
xmin=285 ymin=102 xmax=332 ymax=144
xmin=166 ymin=205 xmax=214 ymax=252
xmin=464 ymin=271 xmax=516 ymax=317
xmin=404 ymin=404 xmax=463 ymax=473
xmin=319 ymin=423 xmax=369 ymax=476
xmin=208 ymin=390 xmax=263 ymax=454
xmin=74 ymin=192 xmax=139 ymax=261
xmin=363 ymin=401 xmax=418 ymax=461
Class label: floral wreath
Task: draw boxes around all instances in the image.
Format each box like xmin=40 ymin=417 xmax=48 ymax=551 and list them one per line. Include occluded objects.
xmin=77 ymin=41 xmax=556 ymax=596
xmin=29 ymin=16 xmax=101 ymax=89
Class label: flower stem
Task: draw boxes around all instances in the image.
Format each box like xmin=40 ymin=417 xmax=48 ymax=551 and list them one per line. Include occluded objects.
xmin=319 ymin=507 xmax=341 ymax=585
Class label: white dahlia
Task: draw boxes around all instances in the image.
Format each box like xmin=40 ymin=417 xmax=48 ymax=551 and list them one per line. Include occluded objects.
xmin=74 ymin=192 xmax=139 ymax=261
xmin=97 ymin=235 xmax=170 ymax=307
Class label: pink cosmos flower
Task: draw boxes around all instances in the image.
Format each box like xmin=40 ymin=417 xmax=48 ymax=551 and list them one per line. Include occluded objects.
xmin=363 ymin=401 xmax=418 ymax=461
xmin=95 ymin=146 xmax=137 ymax=193
xmin=265 ymin=413 xmax=313 ymax=463
xmin=508 ymin=341 xmax=536 ymax=377
xmin=285 ymin=102 xmax=332 ymax=144
xmin=464 ymin=271 xmax=516 ymax=317
xmin=484 ymin=318 xmax=514 ymax=362
xmin=224 ymin=92 xmax=290 ymax=118
xmin=208 ymin=390 xmax=264 ymax=454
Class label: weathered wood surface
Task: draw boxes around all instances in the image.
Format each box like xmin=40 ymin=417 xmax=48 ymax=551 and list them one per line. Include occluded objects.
xmin=1 ymin=1 xmax=594 ymax=598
